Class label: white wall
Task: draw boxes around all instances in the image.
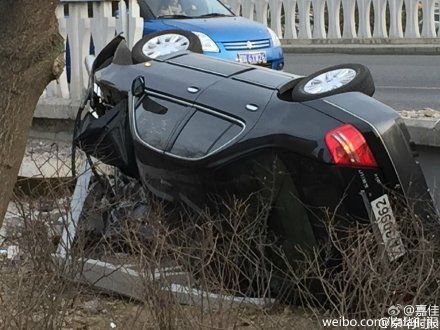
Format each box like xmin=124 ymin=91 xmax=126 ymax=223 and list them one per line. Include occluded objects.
xmin=222 ymin=0 xmax=440 ymax=40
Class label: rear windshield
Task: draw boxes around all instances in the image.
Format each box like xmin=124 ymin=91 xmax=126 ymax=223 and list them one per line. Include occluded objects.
xmin=140 ymin=0 xmax=233 ymax=19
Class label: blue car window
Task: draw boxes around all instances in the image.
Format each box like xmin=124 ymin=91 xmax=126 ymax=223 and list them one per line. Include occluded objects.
xmin=140 ymin=0 xmax=233 ymax=18
xmin=142 ymin=0 xmax=162 ymax=16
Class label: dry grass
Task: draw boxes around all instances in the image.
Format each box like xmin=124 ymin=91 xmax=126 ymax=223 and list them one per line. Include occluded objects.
xmin=1 ymin=156 xmax=439 ymax=328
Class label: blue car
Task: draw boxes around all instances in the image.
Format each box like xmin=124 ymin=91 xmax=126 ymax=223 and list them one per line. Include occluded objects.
xmin=137 ymin=0 xmax=284 ymax=70
xmin=66 ymin=0 xmax=284 ymax=82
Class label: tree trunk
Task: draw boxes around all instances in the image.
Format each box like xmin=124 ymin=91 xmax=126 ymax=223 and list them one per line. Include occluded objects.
xmin=0 ymin=0 xmax=64 ymax=226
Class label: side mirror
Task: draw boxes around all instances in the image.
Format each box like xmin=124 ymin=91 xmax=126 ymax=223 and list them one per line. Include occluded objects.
xmin=132 ymin=76 xmax=147 ymax=97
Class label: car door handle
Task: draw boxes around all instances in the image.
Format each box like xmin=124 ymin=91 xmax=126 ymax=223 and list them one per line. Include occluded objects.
xmin=246 ymin=104 xmax=259 ymax=112
xmin=187 ymin=87 xmax=200 ymax=94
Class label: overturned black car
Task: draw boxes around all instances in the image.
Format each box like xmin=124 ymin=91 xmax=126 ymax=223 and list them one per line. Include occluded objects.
xmin=74 ymin=32 xmax=437 ymax=283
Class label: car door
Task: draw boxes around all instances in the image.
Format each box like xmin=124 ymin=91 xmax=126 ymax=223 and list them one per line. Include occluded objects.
xmin=131 ymin=59 xmax=224 ymax=154
xmin=162 ymin=80 xmax=274 ymax=160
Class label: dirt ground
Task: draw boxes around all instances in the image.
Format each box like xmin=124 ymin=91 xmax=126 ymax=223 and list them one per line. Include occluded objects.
xmin=59 ymin=295 xmax=317 ymax=329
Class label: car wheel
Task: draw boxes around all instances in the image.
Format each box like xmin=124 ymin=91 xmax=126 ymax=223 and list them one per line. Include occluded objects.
xmin=132 ymin=30 xmax=203 ymax=63
xmin=291 ymin=63 xmax=375 ymax=102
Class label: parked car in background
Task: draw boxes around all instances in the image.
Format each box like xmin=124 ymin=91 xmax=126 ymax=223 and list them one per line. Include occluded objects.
xmin=137 ymin=0 xmax=285 ymax=70
xmin=66 ymin=0 xmax=284 ymax=82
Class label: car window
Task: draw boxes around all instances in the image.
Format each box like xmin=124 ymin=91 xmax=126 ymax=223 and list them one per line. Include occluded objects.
xmin=139 ymin=0 xmax=233 ymax=18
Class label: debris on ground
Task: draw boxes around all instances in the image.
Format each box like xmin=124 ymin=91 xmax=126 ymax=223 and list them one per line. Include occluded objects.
xmin=83 ymin=298 xmax=102 ymax=315
xmin=400 ymin=108 xmax=440 ymax=119
xmin=0 ymin=202 xmax=23 ymax=245
xmin=0 ymin=200 xmax=68 ymax=259
xmin=20 ymin=139 xmax=74 ymax=178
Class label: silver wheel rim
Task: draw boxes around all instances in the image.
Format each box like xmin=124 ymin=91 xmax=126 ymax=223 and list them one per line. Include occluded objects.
xmin=142 ymin=34 xmax=190 ymax=59
xmin=303 ymin=68 xmax=357 ymax=94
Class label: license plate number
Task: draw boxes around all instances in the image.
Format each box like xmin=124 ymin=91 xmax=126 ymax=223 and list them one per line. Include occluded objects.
xmin=371 ymin=194 xmax=406 ymax=261
xmin=238 ymin=52 xmax=267 ymax=64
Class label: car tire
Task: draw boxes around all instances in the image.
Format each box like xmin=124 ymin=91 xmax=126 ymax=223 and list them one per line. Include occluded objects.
xmin=291 ymin=63 xmax=375 ymax=102
xmin=132 ymin=30 xmax=203 ymax=63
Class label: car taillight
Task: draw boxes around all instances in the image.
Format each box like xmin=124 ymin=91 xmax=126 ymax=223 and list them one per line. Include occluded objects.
xmin=325 ymin=124 xmax=378 ymax=168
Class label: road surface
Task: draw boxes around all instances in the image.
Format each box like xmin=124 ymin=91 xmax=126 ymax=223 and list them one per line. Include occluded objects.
xmin=283 ymin=54 xmax=440 ymax=111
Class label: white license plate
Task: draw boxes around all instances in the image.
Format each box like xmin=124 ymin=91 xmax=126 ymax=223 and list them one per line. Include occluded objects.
xmin=371 ymin=194 xmax=406 ymax=261
xmin=238 ymin=52 xmax=267 ymax=64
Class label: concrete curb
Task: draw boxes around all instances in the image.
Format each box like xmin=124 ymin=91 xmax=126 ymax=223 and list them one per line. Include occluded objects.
xmin=282 ymin=38 xmax=440 ymax=45
xmin=282 ymin=44 xmax=440 ymax=55
xmin=35 ymin=98 xmax=80 ymax=120
xmin=404 ymin=118 xmax=440 ymax=148
xmin=31 ymin=118 xmax=74 ymax=143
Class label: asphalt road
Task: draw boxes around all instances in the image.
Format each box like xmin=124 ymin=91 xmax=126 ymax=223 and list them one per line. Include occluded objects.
xmin=283 ymin=54 xmax=440 ymax=111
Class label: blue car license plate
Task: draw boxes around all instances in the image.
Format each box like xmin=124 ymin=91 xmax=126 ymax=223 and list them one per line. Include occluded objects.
xmin=238 ymin=52 xmax=267 ymax=64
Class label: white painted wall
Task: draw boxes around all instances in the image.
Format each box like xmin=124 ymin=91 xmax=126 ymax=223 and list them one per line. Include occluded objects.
xmin=223 ymin=0 xmax=440 ymax=40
